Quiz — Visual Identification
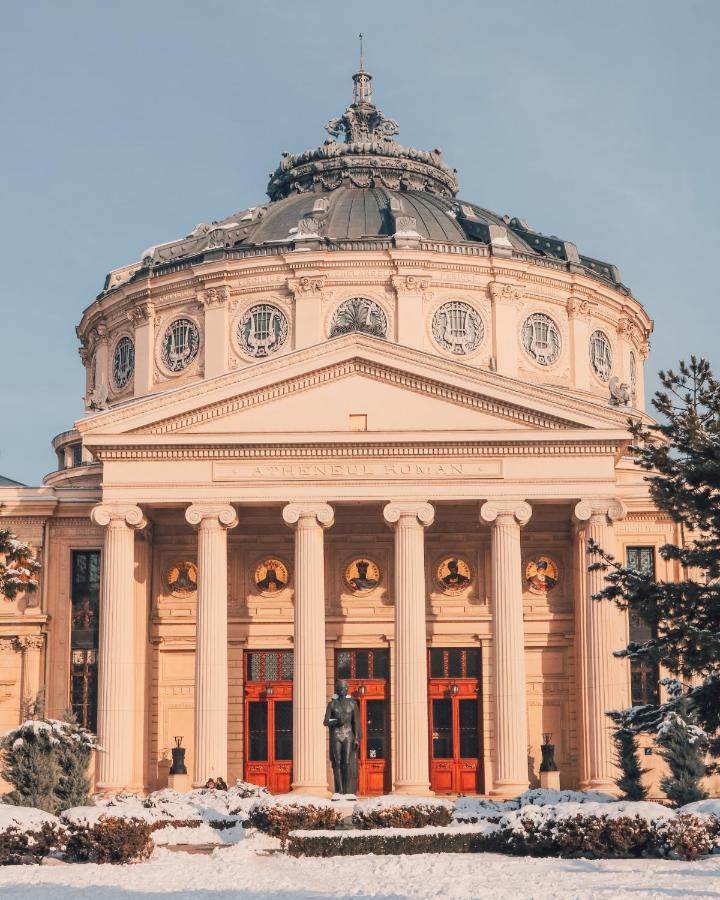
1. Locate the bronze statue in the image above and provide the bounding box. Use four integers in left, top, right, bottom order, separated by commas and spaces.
323, 679, 362, 796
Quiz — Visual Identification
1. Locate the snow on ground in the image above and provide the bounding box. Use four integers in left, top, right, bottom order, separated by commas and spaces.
0, 829, 719, 899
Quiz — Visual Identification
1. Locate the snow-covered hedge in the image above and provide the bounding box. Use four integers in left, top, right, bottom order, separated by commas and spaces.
0, 804, 67, 865
248, 794, 341, 843
64, 816, 153, 864
453, 788, 615, 822
351, 795, 452, 829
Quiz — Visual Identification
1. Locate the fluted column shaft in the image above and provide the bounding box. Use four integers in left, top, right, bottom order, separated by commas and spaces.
91, 504, 147, 791
384, 501, 435, 795
283, 503, 334, 795
186, 504, 238, 786
481, 500, 532, 798
574, 499, 630, 791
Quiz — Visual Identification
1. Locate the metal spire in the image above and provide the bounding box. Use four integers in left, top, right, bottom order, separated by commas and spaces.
359, 32, 364, 72
352, 33, 372, 106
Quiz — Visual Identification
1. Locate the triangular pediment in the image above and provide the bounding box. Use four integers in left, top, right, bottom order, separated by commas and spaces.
77, 335, 634, 443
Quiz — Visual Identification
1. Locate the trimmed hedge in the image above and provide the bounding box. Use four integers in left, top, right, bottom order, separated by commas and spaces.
352, 800, 452, 830
65, 817, 153, 864
249, 801, 341, 845
288, 812, 720, 860
0, 822, 66, 865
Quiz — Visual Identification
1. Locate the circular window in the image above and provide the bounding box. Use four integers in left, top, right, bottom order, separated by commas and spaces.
112, 336, 135, 389
330, 298, 387, 338
237, 304, 288, 358
161, 318, 200, 372
432, 301, 484, 355
590, 330, 613, 381
522, 313, 562, 365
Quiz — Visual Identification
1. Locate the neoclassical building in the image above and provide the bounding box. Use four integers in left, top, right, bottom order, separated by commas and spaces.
1, 64, 681, 799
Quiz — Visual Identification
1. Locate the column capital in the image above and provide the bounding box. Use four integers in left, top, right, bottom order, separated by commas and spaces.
480, 499, 532, 527
185, 504, 238, 530
383, 501, 435, 528
14, 634, 45, 652
573, 498, 626, 527
282, 502, 334, 528
91, 504, 147, 530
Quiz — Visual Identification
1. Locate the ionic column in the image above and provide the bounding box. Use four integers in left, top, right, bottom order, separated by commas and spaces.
90, 504, 147, 790
574, 499, 630, 792
383, 501, 435, 795
283, 502, 334, 795
16, 635, 45, 715
185, 504, 238, 786
480, 499, 532, 798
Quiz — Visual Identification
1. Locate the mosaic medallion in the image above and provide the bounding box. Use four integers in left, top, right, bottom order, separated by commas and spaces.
525, 555, 559, 594
344, 557, 381, 593
254, 558, 289, 594
435, 556, 473, 593
165, 560, 198, 597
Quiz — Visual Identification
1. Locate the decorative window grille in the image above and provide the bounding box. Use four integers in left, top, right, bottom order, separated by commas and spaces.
161, 318, 200, 372
246, 650, 294, 682
330, 298, 387, 338
237, 304, 288, 358
70, 550, 101, 731
590, 330, 613, 381
626, 546, 660, 705
335, 649, 389, 680
431, 301, 484, 354
521, 313, 561, 365
428, 648, 480, 679
112, 336, 135, 389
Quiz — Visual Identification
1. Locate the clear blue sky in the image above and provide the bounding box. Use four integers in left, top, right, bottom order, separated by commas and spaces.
1, 0, 718, 484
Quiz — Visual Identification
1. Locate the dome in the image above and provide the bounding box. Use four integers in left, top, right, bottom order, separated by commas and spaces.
103, 66, 627, 296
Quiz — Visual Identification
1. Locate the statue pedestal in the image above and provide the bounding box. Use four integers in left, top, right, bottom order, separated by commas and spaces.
540, 770, 560, 790
168, 773, 191, 793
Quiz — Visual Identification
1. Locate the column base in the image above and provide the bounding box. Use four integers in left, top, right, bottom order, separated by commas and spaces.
490, 780, 529, 800
578, 778, 620, 796
290, 783, 331, 798
392, 783, 435, 797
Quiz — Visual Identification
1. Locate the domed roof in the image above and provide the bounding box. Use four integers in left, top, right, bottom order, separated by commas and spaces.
103, 62, 627, 295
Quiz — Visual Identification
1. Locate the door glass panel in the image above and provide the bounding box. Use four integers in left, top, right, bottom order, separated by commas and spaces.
432, 699, 453, 758
448, 649, 463, 678
430, 649, 445, 678
366, 699, 386, 759
248, 701, 268, 761
373, 649, 389, 679
274, 700, 293, 760
355, 651, 370, 679
458, 699, 479, 758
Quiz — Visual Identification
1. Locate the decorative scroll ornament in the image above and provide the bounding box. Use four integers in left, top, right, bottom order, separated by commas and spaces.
432, 301, 484, 355
435, 556, 473, 593
525, 555, 560, 594
344, 557, 381, 593
237, 304, 288, 358
330, 297, 387, 338
165, 561, 197, 597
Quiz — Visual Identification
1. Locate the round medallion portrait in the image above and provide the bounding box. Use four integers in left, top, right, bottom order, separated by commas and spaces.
166, 561, 197, 597
344, 558, 381, 593
254, 558, 289, 594
435, 556, 473, 593
525, 556, 560, 594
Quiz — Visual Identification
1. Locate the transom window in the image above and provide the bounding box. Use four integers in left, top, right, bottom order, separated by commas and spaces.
161, 318, 200, 372
70, 550, 101, 731
429, 648, 480, 679
521, 313, 561, 365
330, 297, 387, 338
336, 649, 389, 680
246, 650, 294, 682
112, 336, 135, 389
590, 330, 613, 381
626, 546, 660, 706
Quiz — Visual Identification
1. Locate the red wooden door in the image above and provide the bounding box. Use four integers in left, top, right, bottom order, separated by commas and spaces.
428, 648, 482, 795
336, 649, 391, 796
244, 650, 293, 793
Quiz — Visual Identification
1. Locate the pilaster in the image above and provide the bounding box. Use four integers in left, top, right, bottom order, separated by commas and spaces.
198, 285, 232, 379
128, 300, 155, 397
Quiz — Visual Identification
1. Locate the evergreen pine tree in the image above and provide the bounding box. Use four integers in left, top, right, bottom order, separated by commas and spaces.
608, 710, 648, 800
54, 710, 93, 812
1, 723, 60, 813
656, 698, 709, 807
590, 357, 720, 756
0, 530, 41, 600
